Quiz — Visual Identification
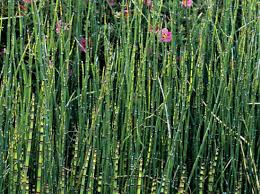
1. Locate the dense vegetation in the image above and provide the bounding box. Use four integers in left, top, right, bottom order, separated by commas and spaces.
0, 0, 259, 193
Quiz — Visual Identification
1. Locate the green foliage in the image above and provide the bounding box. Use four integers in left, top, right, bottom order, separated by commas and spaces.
0, 0, 259, 193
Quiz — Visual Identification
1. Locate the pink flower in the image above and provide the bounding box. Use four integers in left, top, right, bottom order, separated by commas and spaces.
124, 9, 129, 17
56, 20, 70, 34
19, 4, 28, 11
181, 0, 193, 8
56, 20, 62, 34
79, 38, 87, 53
77, 35, 93, 53
159, 28, 172, 43
144, 0, 153, 9
124, 4, 130, 17
23, 0, 32, 3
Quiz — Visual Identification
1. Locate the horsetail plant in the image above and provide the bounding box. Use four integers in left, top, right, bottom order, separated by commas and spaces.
0, 0, 259, 193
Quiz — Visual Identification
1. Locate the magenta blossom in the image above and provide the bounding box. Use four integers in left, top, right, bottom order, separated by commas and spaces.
159, 28, 172, 43
79, 38, 86, 53
181, 0, 193, 8
56, 20, 62, 34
